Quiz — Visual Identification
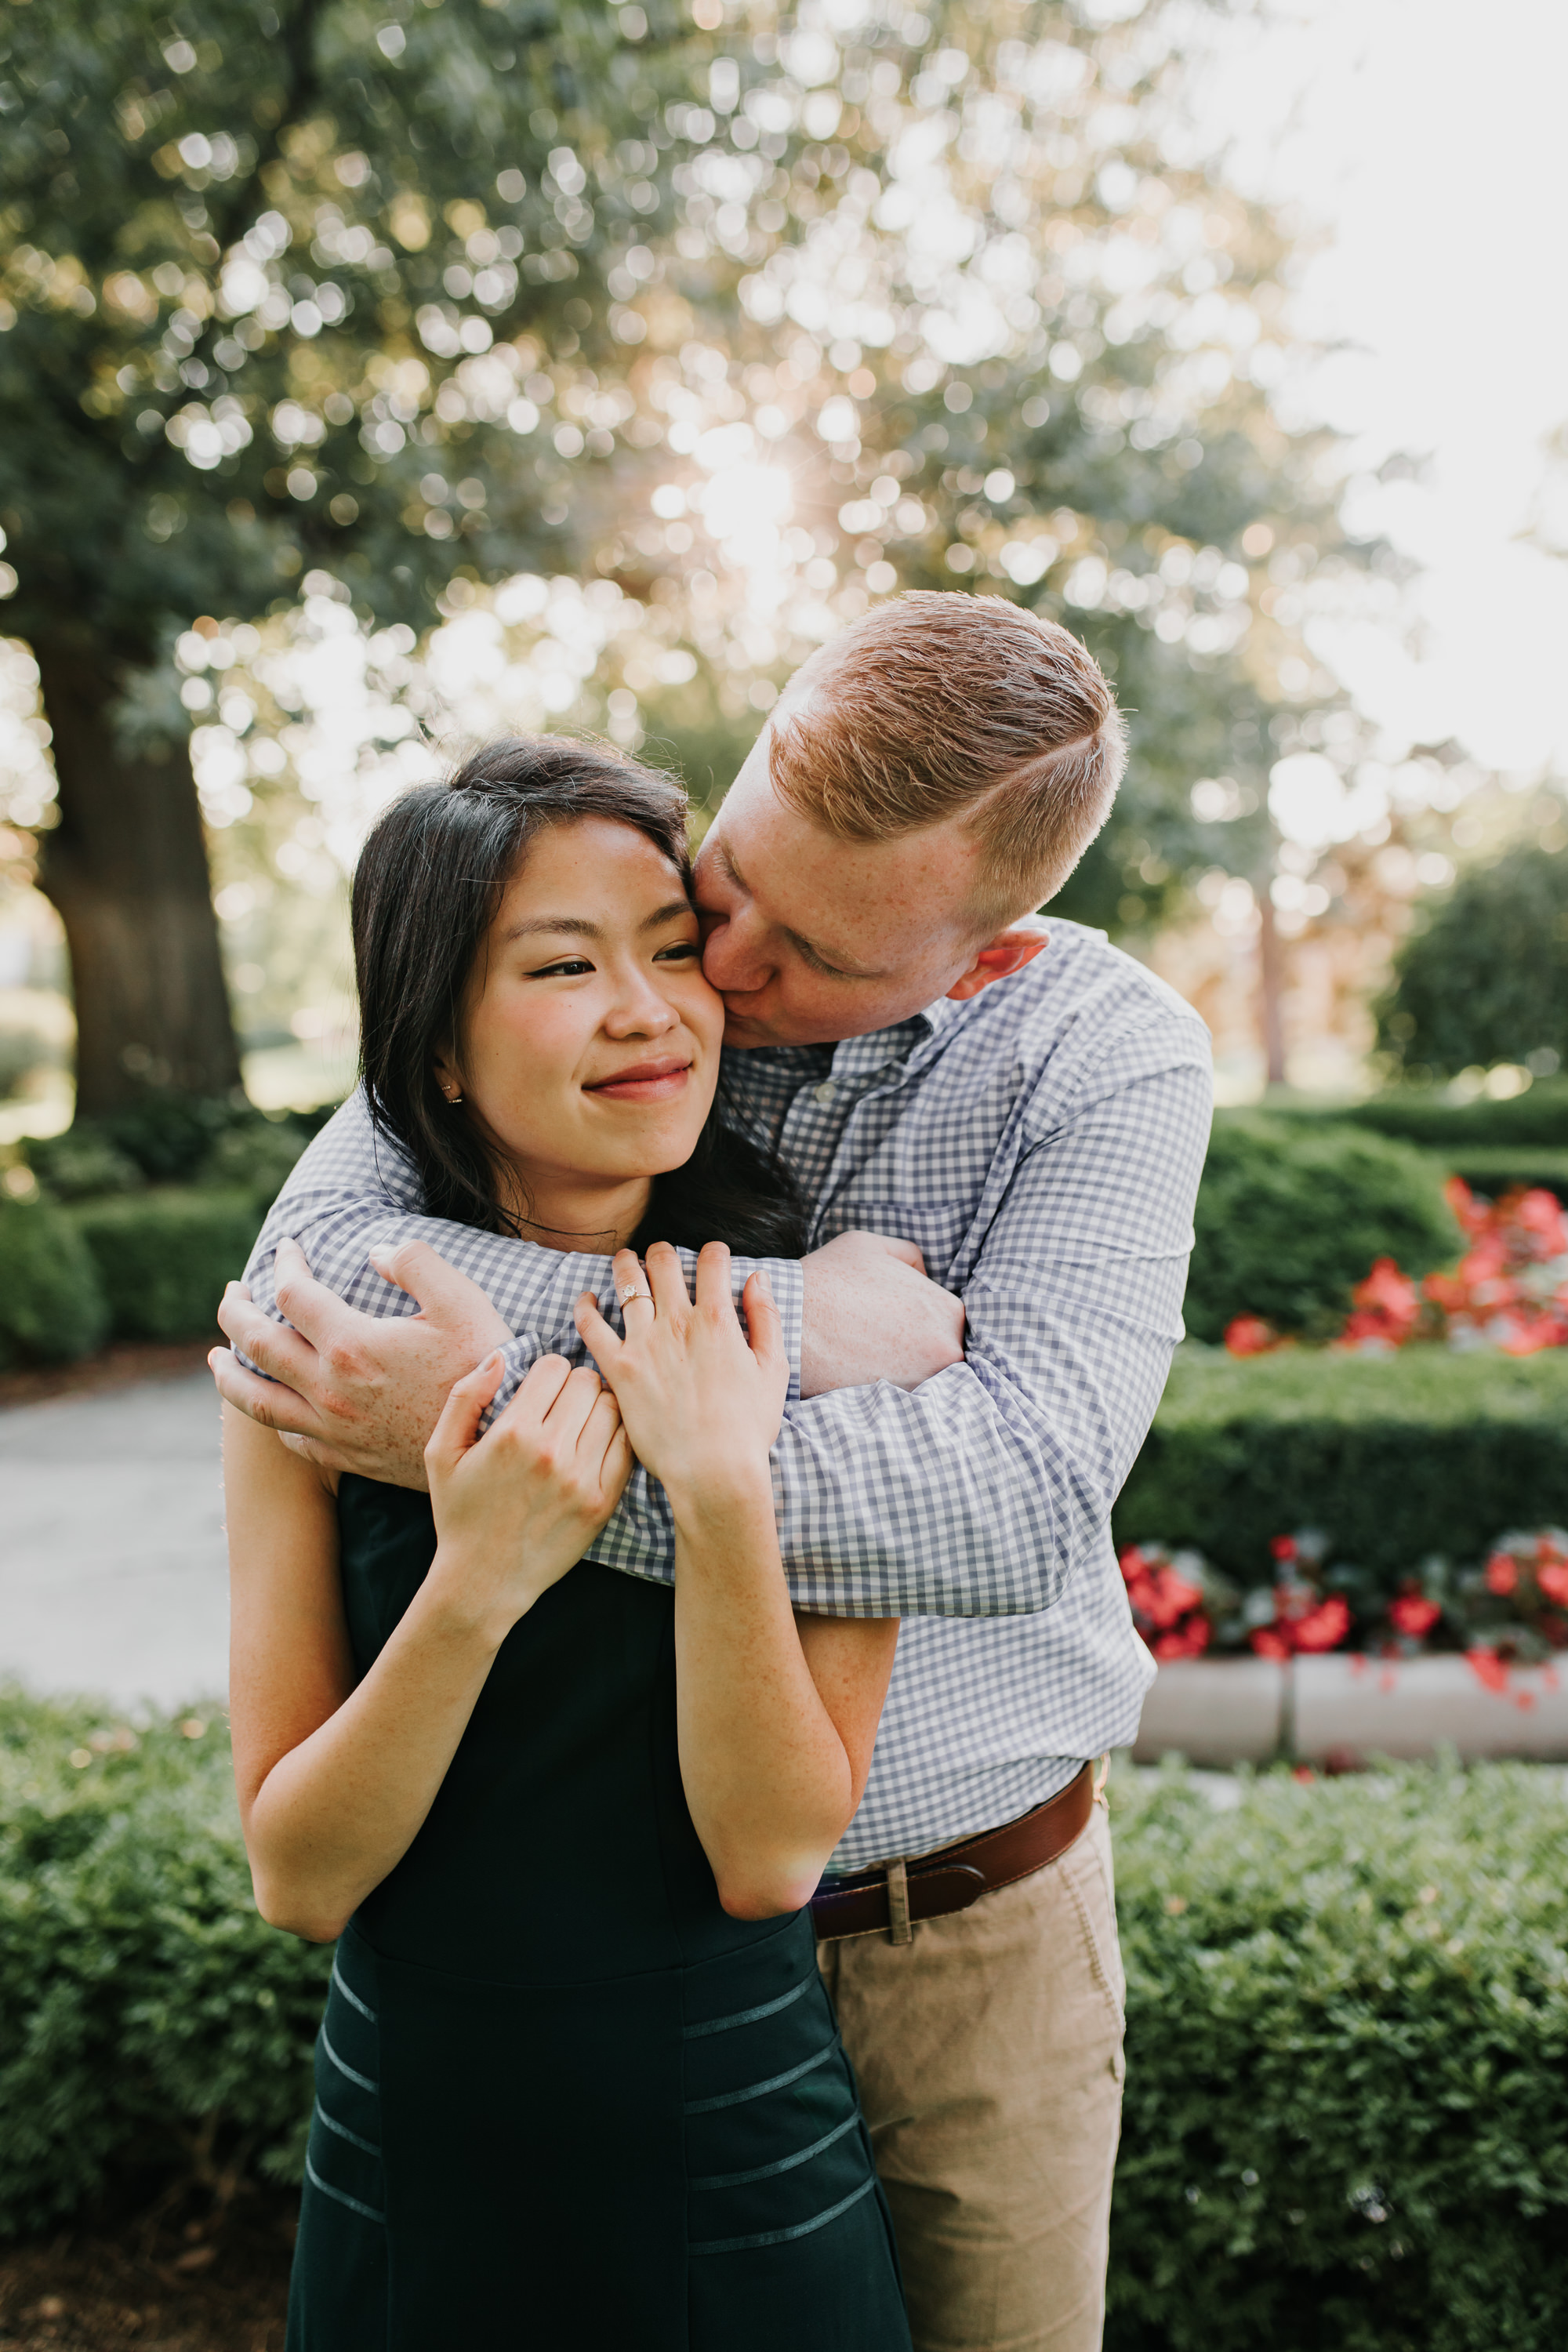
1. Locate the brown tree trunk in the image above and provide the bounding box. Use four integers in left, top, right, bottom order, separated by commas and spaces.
1257, 883, 1287, 1087
31, 637, 241, 1117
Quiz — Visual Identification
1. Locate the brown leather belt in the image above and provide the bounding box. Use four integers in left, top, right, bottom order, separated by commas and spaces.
811, 1762, 1097, 1944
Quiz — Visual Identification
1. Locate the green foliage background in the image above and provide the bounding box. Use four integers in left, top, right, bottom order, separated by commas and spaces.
1108, 1760, 1568, 2352
1184, 1113, 1460, 1344
0, 1689, 330, 2237
5, 1689, 1566, 2352
0, 1195, 108, 1367
1116, 1345, 1568, 1580
0, 0, 1378, 1058
1376, 844, 1568, 1081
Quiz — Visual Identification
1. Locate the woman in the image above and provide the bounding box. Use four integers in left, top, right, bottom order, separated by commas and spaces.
223, 738, 910, 2351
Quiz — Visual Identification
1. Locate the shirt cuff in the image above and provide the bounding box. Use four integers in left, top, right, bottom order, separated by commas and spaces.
481, 1334, 547, 1430
758, 1257, 804, 1406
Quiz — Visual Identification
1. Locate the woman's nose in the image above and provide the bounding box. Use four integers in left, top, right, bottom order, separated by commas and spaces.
603, 969, 681, 1036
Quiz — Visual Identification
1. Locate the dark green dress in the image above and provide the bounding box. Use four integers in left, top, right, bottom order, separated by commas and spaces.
287, 1477, 910, 2351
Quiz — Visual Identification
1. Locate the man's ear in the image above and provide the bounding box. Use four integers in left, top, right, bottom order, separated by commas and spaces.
945, 915, 1051, 1003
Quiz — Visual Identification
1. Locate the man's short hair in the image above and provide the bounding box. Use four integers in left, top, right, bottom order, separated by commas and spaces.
767, 591, 1127, 929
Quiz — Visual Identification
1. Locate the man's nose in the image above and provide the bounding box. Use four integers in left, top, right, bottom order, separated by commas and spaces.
700, 906, 772, 995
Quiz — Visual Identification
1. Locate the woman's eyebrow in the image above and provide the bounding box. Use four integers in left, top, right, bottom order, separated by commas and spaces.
641, 898, 699, 931
503, 916, 604, 942
502, 901, 695, 945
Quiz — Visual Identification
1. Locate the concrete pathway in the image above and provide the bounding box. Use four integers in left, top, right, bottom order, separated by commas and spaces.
0, 1372, 230, 1709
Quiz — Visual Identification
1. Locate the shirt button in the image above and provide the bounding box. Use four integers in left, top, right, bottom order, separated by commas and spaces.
813, 1080, 837, 1104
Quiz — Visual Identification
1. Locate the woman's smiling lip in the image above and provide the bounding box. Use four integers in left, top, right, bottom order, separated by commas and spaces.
583, 1056, 693, 1102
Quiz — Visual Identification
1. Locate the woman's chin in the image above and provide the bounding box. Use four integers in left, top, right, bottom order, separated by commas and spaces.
579, 1103, 710, 1174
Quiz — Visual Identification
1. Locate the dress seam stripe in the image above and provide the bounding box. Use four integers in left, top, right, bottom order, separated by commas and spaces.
690, 2110, 859, 2190
314, 2100, 382, 2158
682, 2038, 838, 2114
690, 2172, 877, 2255
304, 2154, 386, 2224
331, 1957, 377, 2021
321, 2027, 379, 2093
682, 1973, 817, 2038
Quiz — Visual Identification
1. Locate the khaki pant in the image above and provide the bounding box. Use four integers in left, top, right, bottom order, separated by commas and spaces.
816, 1803, 1126, 2352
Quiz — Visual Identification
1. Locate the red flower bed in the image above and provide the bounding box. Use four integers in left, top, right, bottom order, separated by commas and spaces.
1120, 1524, 1568, 1664
1119, 1544, 1213, 1660
1224, 1179, 1568, 1357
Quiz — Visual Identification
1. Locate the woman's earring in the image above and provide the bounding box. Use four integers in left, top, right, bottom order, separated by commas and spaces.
443, 1085, 463, 1105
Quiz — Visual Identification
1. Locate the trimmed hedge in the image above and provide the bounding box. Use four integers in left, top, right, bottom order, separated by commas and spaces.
1185, 1116, 1461, 1344
1117, 1345, 1568, 1579
0, 1689, 329, 2236
0, 1196, 108, 1369
6, 1693, 1566, 2352
1444, 1144, 1568, 1200
1108, 1759, 1568, 2352
71, 1187, 263, 1343
1318, 1080, 1568, 1152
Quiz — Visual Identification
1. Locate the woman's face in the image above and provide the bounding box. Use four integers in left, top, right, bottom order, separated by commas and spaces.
438, 816, 724, 1221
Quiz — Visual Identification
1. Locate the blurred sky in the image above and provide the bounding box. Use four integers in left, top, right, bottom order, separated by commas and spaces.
1209, 0, 1568, 779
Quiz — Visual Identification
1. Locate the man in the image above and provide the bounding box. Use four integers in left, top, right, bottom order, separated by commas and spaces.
215, 590, 1212, 2351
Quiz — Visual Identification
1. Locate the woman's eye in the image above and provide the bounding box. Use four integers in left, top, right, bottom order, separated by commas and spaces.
531, 958, 595, 978
653, 941, 700, 964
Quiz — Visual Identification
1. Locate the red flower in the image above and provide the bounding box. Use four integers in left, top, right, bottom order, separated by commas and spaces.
1517, 1189, 1568, 1256
1444, 1174, 1483, 1230
1485, 1552, 1519, 1595
1388, 1591, 1441, 1639
1270, 1534, 1299, 1565
1537, 1562, 1568, 1607
1154, 1617, 1212, 1662
1292, 1595, 1352, 1653
1466, 1646, 1509, 1695
1224, 1315, 1278, 1357
1250, 1625, 1293, 1661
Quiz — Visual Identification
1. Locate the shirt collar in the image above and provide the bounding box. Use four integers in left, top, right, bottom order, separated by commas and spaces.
828, 992, 964, 1081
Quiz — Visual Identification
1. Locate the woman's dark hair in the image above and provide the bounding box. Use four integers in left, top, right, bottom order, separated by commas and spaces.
351, 735, 806, 1258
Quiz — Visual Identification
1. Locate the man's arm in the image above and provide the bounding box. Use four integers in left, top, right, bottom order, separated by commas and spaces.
767, 1013, 1213, 1619
219, 1023, 1207, 1622
215, 1091, 962, 1483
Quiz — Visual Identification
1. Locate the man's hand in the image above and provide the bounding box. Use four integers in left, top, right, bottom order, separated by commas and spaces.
799, 1230, 966, 1398
210, 1236, 512, 1489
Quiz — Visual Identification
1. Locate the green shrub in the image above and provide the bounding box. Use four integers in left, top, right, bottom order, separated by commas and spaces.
1186, 1116, 1461, 1343
24, 1128, 145, 1202
71, 1187, 263, 1342
199, 1117, 309, 1207
0, 1688, 330, 2236
6, 1690, 1566, 2352
81, 1094, 238, 1185
1319, 1079, 1568, 1152
1117, 1345, 1568, 1579
1374, 843, 1568, 1080
1107, 1760, 1568, 2352
0, 1194, 108, 1368
28, 1097, 335, 1200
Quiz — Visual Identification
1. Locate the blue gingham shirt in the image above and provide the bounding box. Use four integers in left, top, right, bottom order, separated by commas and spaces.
245, 920, 1211, 1868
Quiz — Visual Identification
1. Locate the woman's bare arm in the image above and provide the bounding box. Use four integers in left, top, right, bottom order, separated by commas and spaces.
577, 1242, 898, 1919
673, 1472, 898, 1916
225, 1353, 630, 1941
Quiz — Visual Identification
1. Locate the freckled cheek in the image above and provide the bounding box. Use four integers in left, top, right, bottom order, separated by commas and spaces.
466, 998, 588, 1131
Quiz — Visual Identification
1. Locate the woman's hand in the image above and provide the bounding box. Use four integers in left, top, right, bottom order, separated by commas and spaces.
575, 1242, 787, 1511
423, 1351, 633, 1642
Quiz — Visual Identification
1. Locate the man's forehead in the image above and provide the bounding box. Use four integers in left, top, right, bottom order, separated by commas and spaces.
707, 768, 977, 955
